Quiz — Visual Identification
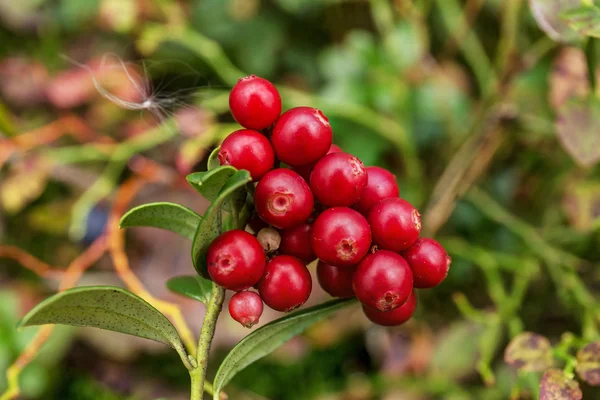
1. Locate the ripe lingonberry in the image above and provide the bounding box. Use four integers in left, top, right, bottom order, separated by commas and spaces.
229, 75, 281, 130
362, 291, 417, 326
311, 207, 371, 267
271, 107, 332, 167
317, 260, 356, 298
258, 255, 312, 312
254, 169, 314, 229
218, 129, 275, 181
229, 291, 264, 328
402, 238, 451, 288
368, 198, 421, 252
279, 223, 316, 263
310, 152, 367, 207
206, 230, 266, 291
354, 166, 399, 214
353, 250, 413, 312
293, 143, 343, 181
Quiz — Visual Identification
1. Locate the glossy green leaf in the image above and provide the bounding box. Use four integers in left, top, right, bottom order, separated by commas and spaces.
561, 6, 600, 38
119, 202, 201, 240
18, 286, 187, 355
213, 298, 356, 398
166, 275, 213, 304
191, 169, 252, 276
207, 146, 221, 170
186, 165, 236, 202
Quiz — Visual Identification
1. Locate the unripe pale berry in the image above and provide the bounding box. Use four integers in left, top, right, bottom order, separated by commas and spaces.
206, 230, 266, 291
271, 107, 332, 167
257, 227, 281, 253
229, 291, 264, 328
258, 255, 312, 312
353, 250, 413, 312
368, 198, 421, 252
229, 75, 281, 130
254, 169, 314, 229
362, 291, 417, 326
218, 129, 275, 181
279, 223, 316, 263
354, 166, 399, 214
311, 207, 371, 267
402, 238, 451, 288
310, 152, 367, 207
317, 261, 356, 298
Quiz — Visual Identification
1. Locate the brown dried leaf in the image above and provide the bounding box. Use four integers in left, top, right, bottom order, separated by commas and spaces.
556, 97, 600, 167
504, 332, 553, 372
576, 341, 600, 386
529, 0, 582, 43
540, 369, 582, 400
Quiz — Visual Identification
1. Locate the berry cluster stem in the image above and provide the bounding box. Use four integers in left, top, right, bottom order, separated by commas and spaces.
190, 283, 226, 400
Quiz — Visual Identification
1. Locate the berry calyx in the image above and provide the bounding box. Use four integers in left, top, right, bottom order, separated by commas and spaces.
228, 291, 264, 328
258, 255, 312, 312
354, 166, 400, 214
402, 238, 451, 288
316, 261, 356, 298
311, 207, 371, 267
218, 129, 275, 181
279, 223, 316, 263
254, 169, 314, 229
206, 229, 266, 291
271, 107, 332, 167
368, 198, 421, 252
229, 75, 281, 130
362, 291, 417, 326
310, 152, 367, 207
353, 250, 413, 312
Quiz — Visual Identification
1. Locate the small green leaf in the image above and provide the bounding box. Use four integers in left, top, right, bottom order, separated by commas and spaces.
213, 298, 356, 398
166, 276, 213, 304
575, 341, 600, 386
119, 202, 201, 240
561, 6, 600, 38
540, 368, 582, 400
186, 165, 236, 202
18, 286, 187, 354
207, 146, 221, 170
504, 332, 553, 372
191, 170, 252, 277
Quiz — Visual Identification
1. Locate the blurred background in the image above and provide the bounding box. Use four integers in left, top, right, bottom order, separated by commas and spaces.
2, 0, 600, 399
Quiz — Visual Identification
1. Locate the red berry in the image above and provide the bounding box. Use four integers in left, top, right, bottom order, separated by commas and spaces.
229, 75, 281, 130
254, 169, 314, 229
354, 166, 399, 214
402, 238, 451, 288
207, 230, 266, 291
279, 223, 316, 263
218, 129, 275, 181
258, 255, 312, 312
229, 291, 264, 328
271, 107, 332, 167
362, 291, 417, 326
353, 250, 413, 311
368, 198, 421, 252
310, 152, 367, 207
328, 144, 343, 154
317, 261, 356, 298
311, 207, 371, 267
293, 143, 343, 181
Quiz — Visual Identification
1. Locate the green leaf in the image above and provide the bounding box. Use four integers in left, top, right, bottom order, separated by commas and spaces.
186, 165, 236, 202
207, 146, 221, 170
529, 0, 582, 43
213, 298, 356, 398
119, 202, 201, 241
166, 276, 213, 305
504, 332, 553, 372
18, 286, 187, 355
191, 170, 252, 277
561, 6, 600, 38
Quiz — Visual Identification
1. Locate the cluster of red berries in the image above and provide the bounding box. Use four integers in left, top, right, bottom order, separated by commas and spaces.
206, 75, 451, 328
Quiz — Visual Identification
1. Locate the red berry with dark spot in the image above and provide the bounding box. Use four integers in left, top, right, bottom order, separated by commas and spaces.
229, 291, 264, 328
311, 207, 371, 267
279, 223, 316, 263
362, 291, 417, 326
254, 169, 314, 229
271, 107, 332, 167
258, 255, 312, 312
368, 198, 421, 252
229, 75, 281, 130
310, 152, 367, 207
402, 238, 451, 288
218, 129, 275, 181
354, 166, 399, 214
353, 250, 413, 312
293, 143, 343, 181
206, 230, 266, 291
317, 260, 356, 298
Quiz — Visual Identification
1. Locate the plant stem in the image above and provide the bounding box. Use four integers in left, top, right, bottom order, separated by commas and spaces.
585, 38, 597, 94
190, 283, 226, 400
